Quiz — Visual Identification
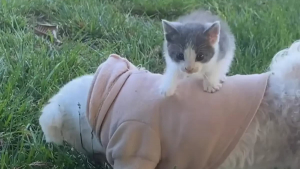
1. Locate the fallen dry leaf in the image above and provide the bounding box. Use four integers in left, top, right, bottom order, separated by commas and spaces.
34, 23, 62, 44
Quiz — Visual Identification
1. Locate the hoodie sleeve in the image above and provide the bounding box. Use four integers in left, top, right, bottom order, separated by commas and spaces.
106, 121, 161, 169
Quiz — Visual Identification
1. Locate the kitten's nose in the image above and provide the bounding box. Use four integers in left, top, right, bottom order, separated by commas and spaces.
185, 67, 194, 74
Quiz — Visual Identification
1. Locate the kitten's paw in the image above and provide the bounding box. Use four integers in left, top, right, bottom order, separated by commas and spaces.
220, 75, 227, 83
159, 85, 176, 97
203, 80, 222, 93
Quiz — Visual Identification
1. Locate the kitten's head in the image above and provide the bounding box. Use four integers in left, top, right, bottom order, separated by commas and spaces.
162, 19, 220, 74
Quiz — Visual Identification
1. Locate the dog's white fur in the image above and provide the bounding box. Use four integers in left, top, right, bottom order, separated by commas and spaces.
39, 75, 104, 155
39, 40, 300, 169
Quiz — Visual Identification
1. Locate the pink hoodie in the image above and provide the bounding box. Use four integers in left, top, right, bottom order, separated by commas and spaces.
86, 54, 269, 169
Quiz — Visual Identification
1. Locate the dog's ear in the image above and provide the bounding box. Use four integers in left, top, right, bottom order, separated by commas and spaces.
39, 102, 64, 145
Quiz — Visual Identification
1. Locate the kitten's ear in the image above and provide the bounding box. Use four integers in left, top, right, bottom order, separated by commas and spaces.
162, 20, 179, 35
204, 21, 221, 45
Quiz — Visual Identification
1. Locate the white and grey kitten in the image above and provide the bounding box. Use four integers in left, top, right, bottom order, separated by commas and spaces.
160, 9, 236, 96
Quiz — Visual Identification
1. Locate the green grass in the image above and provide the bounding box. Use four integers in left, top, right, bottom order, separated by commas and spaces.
0, 0, 299, 168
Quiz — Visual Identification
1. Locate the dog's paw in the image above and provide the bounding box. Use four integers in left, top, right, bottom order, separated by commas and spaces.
203, 80, 222, 93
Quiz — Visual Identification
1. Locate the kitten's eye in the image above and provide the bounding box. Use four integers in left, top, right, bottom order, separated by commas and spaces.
196, 54, 204, 60
176, 53, 184, 60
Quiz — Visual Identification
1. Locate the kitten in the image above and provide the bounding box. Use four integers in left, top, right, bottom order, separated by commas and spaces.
160, 9, 236, 96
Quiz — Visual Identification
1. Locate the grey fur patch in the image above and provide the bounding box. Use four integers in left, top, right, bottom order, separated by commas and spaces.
162, 9, 235, 63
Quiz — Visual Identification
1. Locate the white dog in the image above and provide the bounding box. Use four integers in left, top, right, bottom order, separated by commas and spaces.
39, 40, 300, 169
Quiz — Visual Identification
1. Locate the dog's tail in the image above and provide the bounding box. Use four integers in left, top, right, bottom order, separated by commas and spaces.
269, 40, 300, 79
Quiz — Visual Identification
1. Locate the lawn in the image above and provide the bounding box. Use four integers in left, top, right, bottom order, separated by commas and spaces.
0, 0, 300, 168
